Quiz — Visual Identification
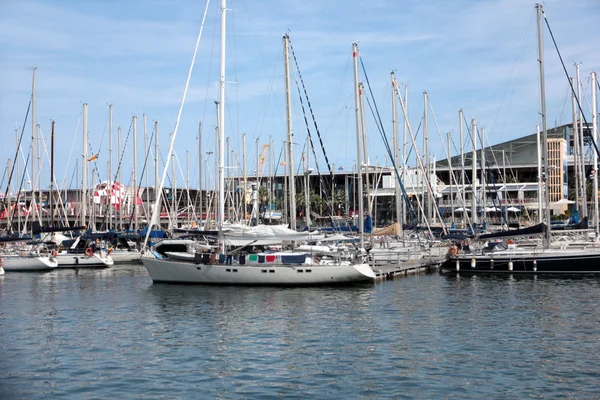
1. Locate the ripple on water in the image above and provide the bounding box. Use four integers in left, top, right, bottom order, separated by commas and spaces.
2, 269, 600, 398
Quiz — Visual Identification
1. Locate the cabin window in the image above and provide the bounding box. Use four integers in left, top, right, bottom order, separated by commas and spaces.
196, 267, 201, 270
297, 270, 304, 273
306, 269, 312, 273
261, 270, 267, 273
233, 269, 238, 272
226, 269, 231, 272
269, 270, 275, 273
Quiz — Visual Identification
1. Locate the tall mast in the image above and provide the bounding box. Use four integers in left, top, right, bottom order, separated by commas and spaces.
144, 114, 149, 223
481, 127, 486, 223
50, 121, 55, 226
6, 158, 11, 230
359, 82, 371, 218
459, 109, 466, 227
536, 3, 551, 248
391, 74, 401, 232
572, 77, 580, 212
592, 71, 598, 235
269, 136, 273, 224
448, 132, 454, 225
31, 68, 37, 224
402, 85, 408, 226
352, 42, 364, 248
154, 120, 159, 223
218, 0, 226, 231
132, 115, 138, 231
283, 34, 296, 230
423, 91, 430, 223
242, 133, 247, 224
471, 118, 477, 225
576, 64, 587, 218
198, 122, 203, 227
82, 103, 88, 228
109, 104, 113, 230
536, 123, 543, 223
118, 127, 122, 231
36, 123, 42, 224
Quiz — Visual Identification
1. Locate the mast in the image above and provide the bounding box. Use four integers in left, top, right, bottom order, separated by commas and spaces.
144, 114, 149, 223
132, 116, 138, 231
391, 73, 401, 231
50, 121, 55, 226
448, 132, 454, 224
242, 133, 247, 224
171, 133, 176, 229
592, 71, 598, 235
198, 122, 203, 227
117, 127, 123, 231
536, 124, 543, 223
154, 120, 159, 225
536, 3, 551, 248
352, 42, 364, 248
402, 85, 408, 226
82, 103, 88, 228
36, 123, 42, 225
283, 34, 296, 230
423, 91, 430, 223
269, 135, 273, 224
481, 127, 486, 223
459, 109, 466, 227
572, 77, 580, 212
218, 0, 226, 234
109, 104, 113, 230
471, 118, 478, 225
359, 82, 372, 220
31, 68, 37, 225
6, 158, 11, 230
576, 64, 587, 218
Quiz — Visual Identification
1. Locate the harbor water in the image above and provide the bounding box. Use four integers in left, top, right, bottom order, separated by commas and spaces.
1, 265, 600, 399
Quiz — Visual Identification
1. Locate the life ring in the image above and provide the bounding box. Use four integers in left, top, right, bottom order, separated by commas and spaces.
51, 250, 58, 257
85, 247, 94, 257
448, 246, 459, 257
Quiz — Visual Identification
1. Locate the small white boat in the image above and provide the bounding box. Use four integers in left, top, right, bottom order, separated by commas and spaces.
1, 253, 58, 271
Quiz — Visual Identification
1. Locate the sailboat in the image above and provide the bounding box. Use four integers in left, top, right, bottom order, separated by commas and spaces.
141, 0, 374, 285
440, 3, 600, 274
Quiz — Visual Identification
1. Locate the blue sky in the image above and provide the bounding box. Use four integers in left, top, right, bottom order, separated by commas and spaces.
1, 0, 599, 191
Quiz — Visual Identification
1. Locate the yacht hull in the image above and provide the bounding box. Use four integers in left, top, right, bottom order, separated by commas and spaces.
142, 257, 375, 285
1, 255, 58, 271
441, 249, 600, 274
56, 252, 114, 268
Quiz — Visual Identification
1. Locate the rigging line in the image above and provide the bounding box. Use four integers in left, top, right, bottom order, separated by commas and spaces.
125, 124, 156, 231
543, 14, 600, 159
61, 111, 82, 193
3, 99, 31, 206
112, 119, 134, 184
288, 38, 334, 179
491, 9, 535, 135
292, 77, 338, 227
471, 121, 510, 228
142, 0, 210, 248
9, 150, 31, 230
360, 60, 423, 227
366, 91, 432, 231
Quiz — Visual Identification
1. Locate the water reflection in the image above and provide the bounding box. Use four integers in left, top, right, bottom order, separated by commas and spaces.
2, 268, 600, 398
